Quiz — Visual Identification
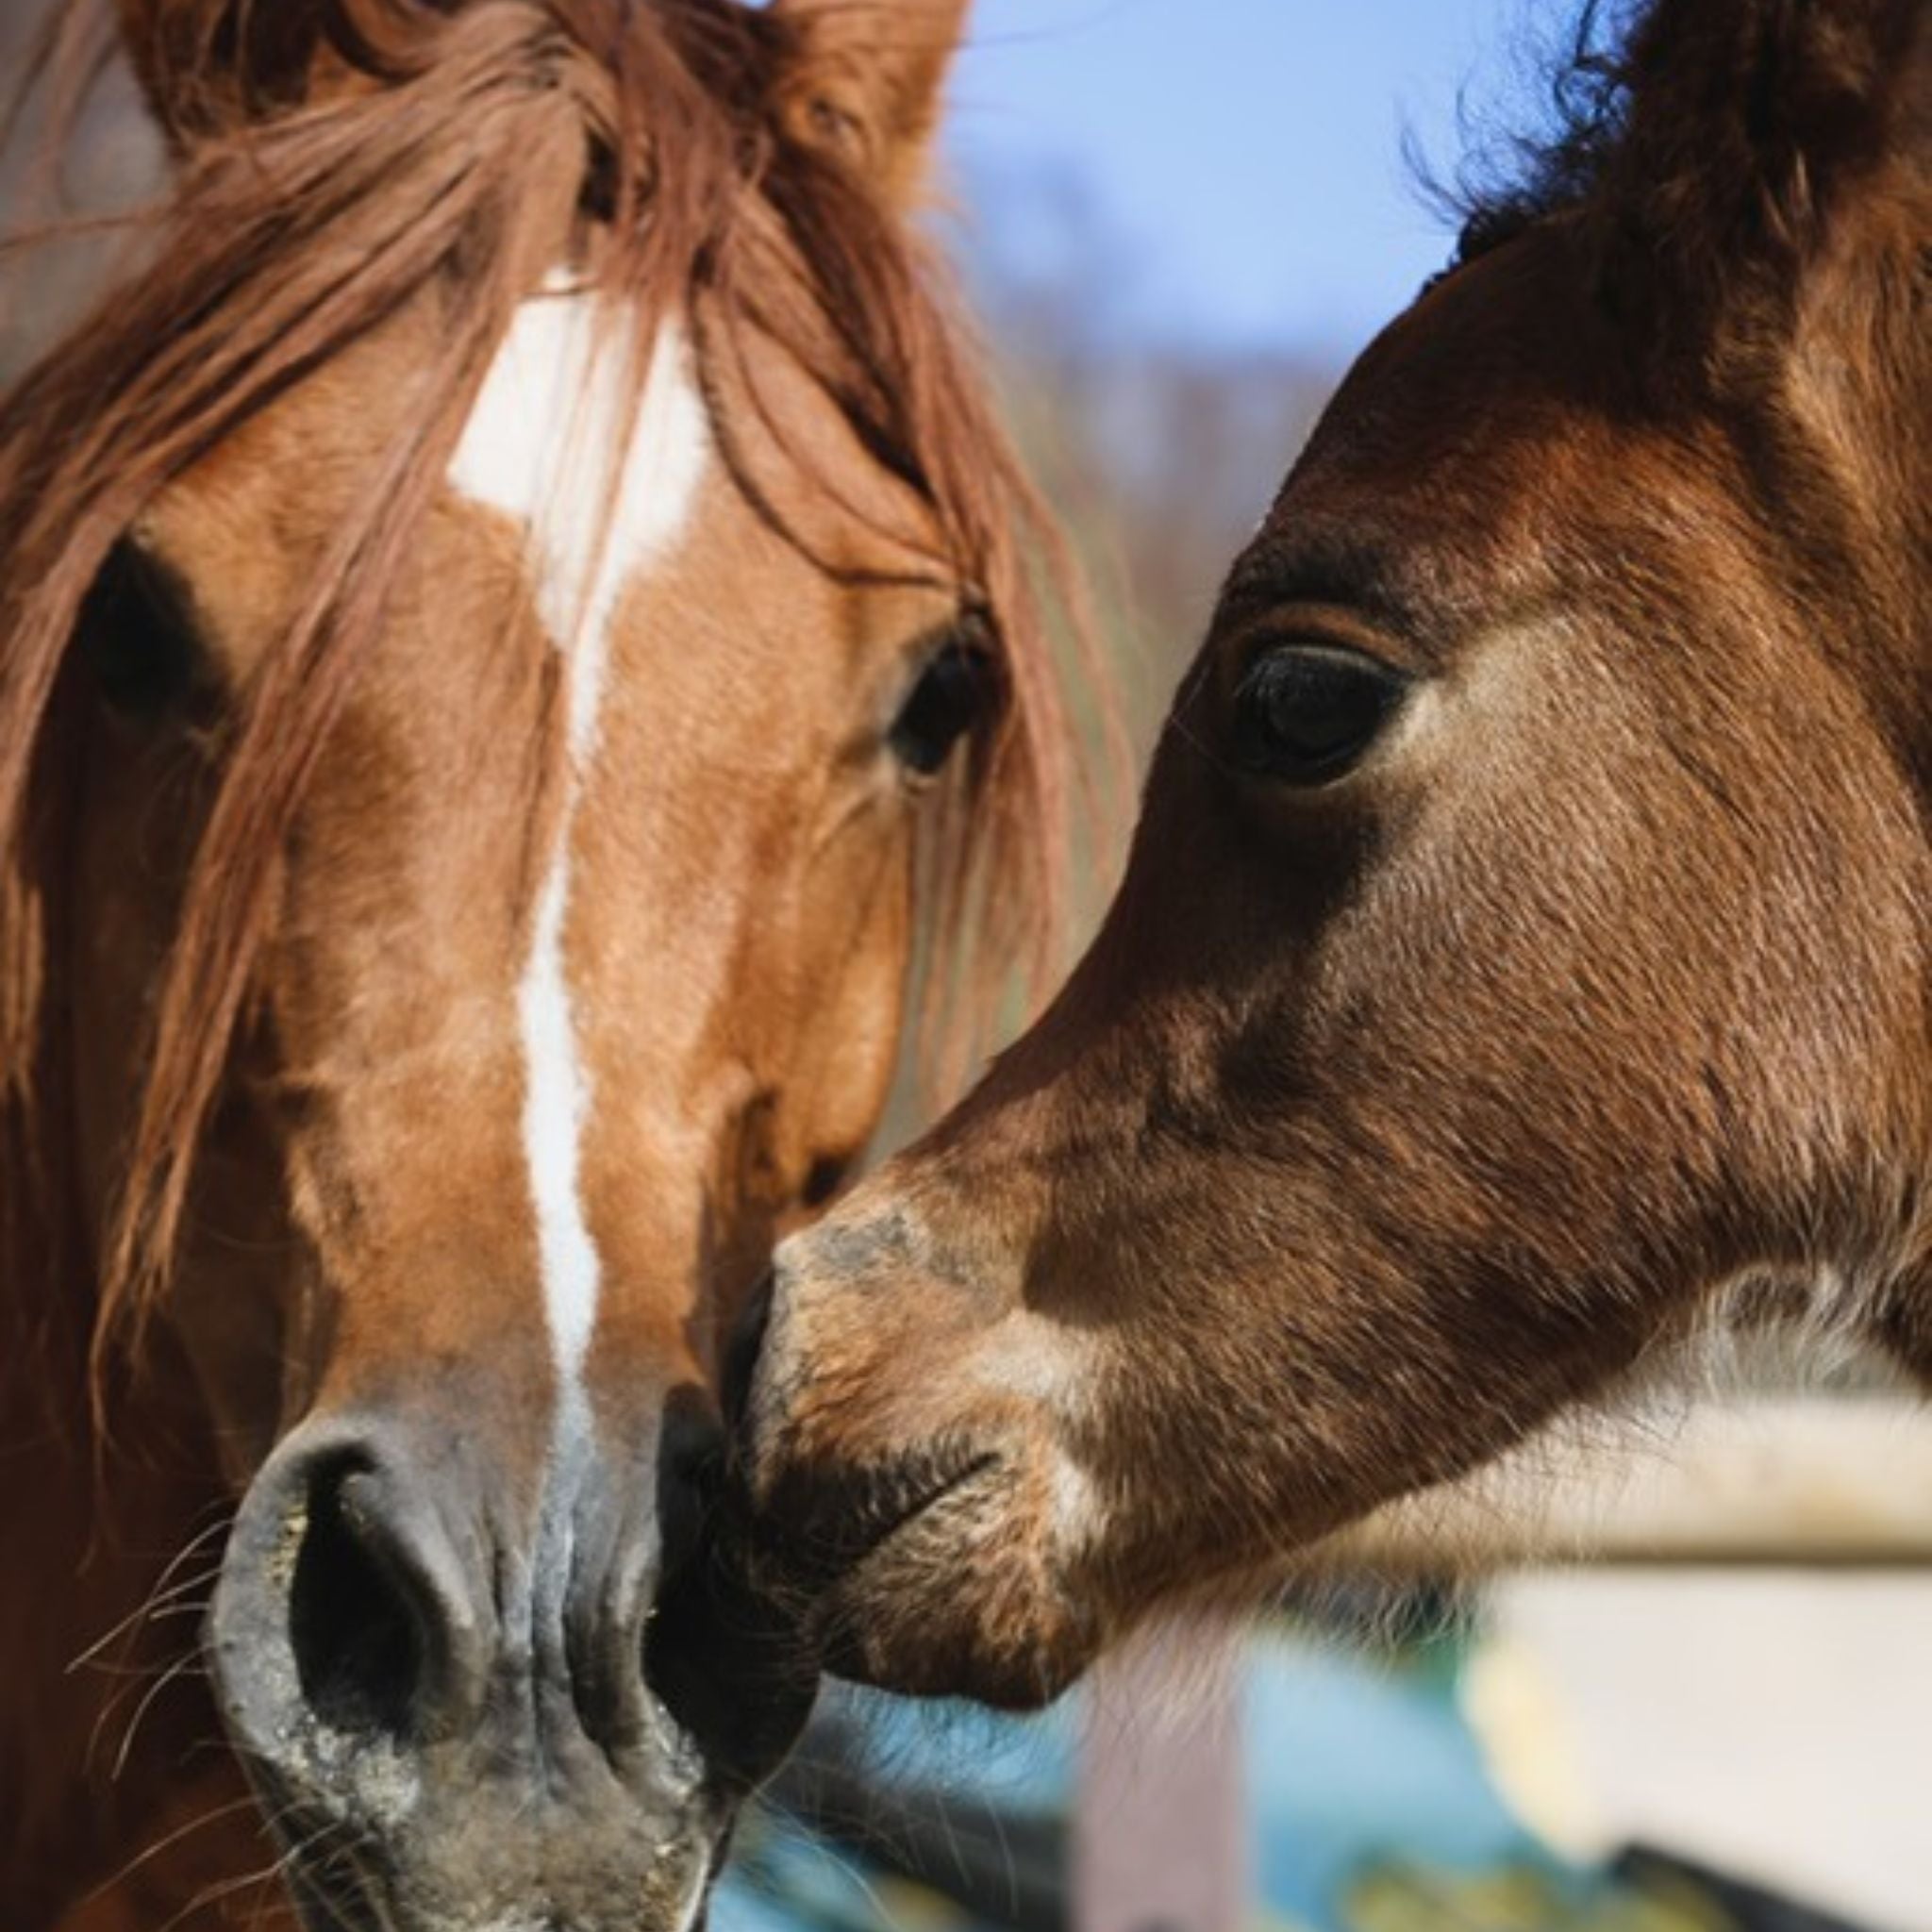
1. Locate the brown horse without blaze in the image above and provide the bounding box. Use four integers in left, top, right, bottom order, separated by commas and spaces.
740, 0, 1932, 1708
0, 2, 1083, 1926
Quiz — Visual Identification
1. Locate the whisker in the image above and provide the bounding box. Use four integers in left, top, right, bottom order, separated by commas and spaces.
160, 1803, 345, 1932
83, 1637, 197, 1773
109, 1645, 207, 1780
160, 1860, 292, 1932
79, 1791, 264, 1913
69, 1566, 224, 1674
69, 1510, 233, 1671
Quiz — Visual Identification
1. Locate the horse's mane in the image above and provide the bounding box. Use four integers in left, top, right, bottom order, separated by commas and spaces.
1432, 0, 1923, 359
1430, 0, 1633, 269
0, 0, 1090, 1376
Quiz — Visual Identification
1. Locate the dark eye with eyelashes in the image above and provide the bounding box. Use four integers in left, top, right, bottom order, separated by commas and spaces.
889, 621, 1003, 779
1230, 643, 1409, 786
76, 539, 203, 724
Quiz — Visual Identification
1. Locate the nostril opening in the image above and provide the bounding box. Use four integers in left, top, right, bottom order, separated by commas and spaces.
289, 1459, 424, 1741
800, 1155, 848, 1208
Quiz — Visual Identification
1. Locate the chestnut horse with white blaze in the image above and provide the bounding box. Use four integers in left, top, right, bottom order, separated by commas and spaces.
740, 0, 1931, 1707
0, 1, 1082, 1925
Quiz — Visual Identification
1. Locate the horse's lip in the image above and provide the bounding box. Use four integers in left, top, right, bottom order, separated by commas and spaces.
765, 1445, 1002, 1589
284, 1845, 384, 1932
277, 1835, 732, 1932
233, 1732, 741, 1932
862, 1449, 1002, 1557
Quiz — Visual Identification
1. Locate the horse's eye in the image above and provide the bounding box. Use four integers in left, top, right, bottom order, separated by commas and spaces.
1230, 644, 1408, 785
889, 627, 1001, 778
77, 539, 202, 724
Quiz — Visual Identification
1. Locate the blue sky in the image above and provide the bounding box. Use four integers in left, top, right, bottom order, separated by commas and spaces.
949, 0, 1548, 359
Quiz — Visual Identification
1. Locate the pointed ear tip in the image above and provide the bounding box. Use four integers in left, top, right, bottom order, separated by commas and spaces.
773, 0, 972, 17
773, 0, 972, 197
772, 0, 974, 48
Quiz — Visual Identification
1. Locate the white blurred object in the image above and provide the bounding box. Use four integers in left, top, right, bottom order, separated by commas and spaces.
1347, 1398, 1932, 1570
1474, 1571, 1932, 1932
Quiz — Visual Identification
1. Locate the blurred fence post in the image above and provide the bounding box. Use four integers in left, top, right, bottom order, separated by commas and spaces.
1074, 1622, 1246, 1932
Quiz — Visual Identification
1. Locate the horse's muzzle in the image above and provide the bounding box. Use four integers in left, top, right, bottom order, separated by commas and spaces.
208, 1404, 815, 1931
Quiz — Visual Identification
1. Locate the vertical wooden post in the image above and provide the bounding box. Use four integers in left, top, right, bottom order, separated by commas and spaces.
1073, 1623, 1247, 1932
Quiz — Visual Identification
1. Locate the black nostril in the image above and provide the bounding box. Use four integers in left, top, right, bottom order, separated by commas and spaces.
801, 1154, 849, 1208
650, 1364, 817, 1790
655, 1394, 726, 1587
722, 1267, 776, 1445
289, 1457, 428, 1740
645, 1490, 818, 1794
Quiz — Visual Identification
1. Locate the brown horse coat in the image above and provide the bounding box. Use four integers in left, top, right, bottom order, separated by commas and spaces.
741, 0, 1931, 1708
0, 2, 1088, 1924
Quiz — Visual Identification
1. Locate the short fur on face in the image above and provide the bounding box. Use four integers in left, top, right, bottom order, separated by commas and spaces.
743, 0, 1932, 1709
0, 1, 1092, 1924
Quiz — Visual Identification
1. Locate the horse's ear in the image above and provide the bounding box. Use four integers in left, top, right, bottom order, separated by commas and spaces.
112, 0, 324, 146
770, 0, 972, 203
1604, 0, 1926, 358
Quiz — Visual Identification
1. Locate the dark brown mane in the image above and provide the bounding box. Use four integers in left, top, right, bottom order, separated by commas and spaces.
0, 0, 1088, 1374
1430, 0, 1632, 269
1433, 0, 1924, 371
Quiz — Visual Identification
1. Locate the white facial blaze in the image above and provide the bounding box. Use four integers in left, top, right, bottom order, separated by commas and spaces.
451, 284, 709, 1410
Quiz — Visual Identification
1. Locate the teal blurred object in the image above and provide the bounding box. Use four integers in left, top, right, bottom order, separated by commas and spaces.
1242, 1628, 1536, 1923
715, 1690, 1070, 1932
710, 1624, 1588, 1932
710, 1624, 1855, 1932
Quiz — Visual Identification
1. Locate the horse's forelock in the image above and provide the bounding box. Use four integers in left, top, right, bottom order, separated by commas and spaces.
1432, 0, 1925, 390
0, 0, 1092, 1386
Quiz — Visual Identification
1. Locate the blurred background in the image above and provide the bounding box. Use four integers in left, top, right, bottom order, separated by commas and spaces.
942, 0, 1534, 748
7, 5, 1932, 1931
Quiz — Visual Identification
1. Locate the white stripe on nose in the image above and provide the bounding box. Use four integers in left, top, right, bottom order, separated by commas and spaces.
451, 283, 710, 1409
